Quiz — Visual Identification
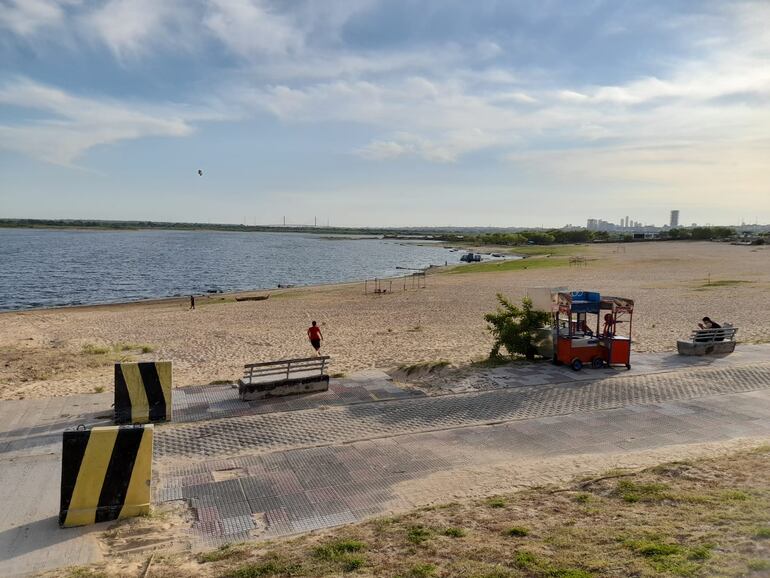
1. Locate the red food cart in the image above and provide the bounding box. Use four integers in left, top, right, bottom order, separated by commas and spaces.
554, 291, 634, 371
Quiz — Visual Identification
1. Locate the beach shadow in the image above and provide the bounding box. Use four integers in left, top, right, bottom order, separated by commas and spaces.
0, 516, 92, 559
0, 410, 113, 456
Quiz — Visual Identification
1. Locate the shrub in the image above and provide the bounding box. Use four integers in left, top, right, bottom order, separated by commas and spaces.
485, 296, 550, 360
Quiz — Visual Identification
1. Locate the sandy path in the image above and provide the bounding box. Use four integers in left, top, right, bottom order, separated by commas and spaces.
1, 241, 768, 399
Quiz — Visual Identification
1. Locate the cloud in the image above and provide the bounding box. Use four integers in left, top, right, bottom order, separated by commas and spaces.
0, 0, 78, 37
0, 79, 196, 165
204, 0, 302, 57
83, 0, 194, 59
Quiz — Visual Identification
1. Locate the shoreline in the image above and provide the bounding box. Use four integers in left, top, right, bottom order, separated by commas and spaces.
0, 256, 523, 316
0, 268, 453, 316
2, 241, 768, 400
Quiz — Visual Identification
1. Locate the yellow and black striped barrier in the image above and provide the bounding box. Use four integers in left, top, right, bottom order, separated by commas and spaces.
114, 361, 172, 424
59, 424, 153, 527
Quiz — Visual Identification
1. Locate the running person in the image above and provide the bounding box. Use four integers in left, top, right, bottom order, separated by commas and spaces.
307, 321, 323, 355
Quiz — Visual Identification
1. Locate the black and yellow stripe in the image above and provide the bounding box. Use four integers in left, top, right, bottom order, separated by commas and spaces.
59, 425, 153, 527
114, 361, 172, 424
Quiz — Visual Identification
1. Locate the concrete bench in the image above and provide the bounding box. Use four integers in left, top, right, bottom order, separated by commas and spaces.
238, 356, 330, 401
677, 326, 738, 356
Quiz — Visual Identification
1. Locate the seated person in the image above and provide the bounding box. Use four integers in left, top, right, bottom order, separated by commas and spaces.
579, 320, 593, 337
697, 316, 724, 341
602, 313, 615, 337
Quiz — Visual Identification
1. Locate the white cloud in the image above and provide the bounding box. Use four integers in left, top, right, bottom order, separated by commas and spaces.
0, 79, 196, 165
84, 0, 193, 59
204, 0, 302, 57
0, 0, 78, 37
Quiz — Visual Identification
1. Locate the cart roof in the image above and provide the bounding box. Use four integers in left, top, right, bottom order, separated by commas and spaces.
556, 291, 633, 313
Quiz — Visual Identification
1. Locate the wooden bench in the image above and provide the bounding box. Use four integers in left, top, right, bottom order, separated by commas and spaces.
677, 326, 738, 356
238, 356, 330, 401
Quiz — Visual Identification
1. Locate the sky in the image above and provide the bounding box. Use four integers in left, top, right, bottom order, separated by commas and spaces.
1, 0, 769, 228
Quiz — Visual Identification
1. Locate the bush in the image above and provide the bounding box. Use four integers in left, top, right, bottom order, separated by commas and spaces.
485, 295, 550, 360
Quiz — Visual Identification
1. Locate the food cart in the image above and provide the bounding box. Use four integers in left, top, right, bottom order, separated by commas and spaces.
554, 291, 634, 371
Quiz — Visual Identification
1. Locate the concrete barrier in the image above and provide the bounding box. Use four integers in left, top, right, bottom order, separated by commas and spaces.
114, 361, 172, 424
59, 424, 153, 527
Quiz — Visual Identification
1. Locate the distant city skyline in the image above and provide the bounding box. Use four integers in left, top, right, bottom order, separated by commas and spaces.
1, 1, 769, 227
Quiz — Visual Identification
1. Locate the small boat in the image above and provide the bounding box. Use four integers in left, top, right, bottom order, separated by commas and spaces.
235, 294, 270, 302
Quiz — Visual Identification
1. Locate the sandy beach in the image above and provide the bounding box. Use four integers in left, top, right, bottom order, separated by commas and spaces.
1, 241, 768, 400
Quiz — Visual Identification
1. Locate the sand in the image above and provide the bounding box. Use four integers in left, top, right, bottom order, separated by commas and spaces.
1, 241, 769, 400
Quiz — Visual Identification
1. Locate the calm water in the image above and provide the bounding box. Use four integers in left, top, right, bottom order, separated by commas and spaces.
0, 228, 464, 311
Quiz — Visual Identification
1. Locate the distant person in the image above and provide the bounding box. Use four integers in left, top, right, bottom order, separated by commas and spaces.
698, 316, 721, 330
697, 316, 723, 341
190, 295, 195, 310
307, 321, 323, 355
602, 313, 617, 337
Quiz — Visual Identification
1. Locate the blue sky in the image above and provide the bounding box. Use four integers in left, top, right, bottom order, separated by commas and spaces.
1, 0, 768, 227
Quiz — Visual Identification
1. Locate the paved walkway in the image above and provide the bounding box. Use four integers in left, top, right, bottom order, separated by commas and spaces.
2, 347, 770, 575
162, 389, 770, 544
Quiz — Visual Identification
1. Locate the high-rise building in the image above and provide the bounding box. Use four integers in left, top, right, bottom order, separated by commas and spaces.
670, 210, 680, 228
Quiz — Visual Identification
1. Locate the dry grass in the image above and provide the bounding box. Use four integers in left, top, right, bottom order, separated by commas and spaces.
45, 446, 770, 578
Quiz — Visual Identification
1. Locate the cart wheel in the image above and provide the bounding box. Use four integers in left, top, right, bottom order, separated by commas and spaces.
591, 357, 604, 369
570, 358, 583, 371
626, 363, 631, 370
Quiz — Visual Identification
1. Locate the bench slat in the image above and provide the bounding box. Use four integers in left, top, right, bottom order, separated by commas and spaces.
244, 356, 330, 369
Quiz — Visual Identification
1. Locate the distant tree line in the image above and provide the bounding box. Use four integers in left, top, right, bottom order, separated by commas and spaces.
438, 226, 743, 246
666, 227, 735, 240
1, 219, 755, 245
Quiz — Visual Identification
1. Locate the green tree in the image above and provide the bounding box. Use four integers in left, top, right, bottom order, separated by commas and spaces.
485, 295, 551, 360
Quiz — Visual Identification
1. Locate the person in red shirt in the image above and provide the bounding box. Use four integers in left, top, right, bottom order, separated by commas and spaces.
307, 321, 323, 355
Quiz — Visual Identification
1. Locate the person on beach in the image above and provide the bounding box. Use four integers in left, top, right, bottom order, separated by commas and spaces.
697, 316, 723, 341
602, 313, 616, 337
189, 295, 195, 310
307, 321, 323, 355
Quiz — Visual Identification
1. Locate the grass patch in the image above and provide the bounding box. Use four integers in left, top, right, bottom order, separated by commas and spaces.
51, 448, 770, 578
209, 379, 234, 385
615, 480, 671, 503
64, 568, 108, 578
748, 559, 770, 572
225, 559, 302, 577
546, 569, 594, 578
513, 550, 539, 569
82, 343, 109, 355
407, 525, 433, 544
331, 372, 347, 378
399, 360, 450, 376
198, 544, 248, 563
93, 385, 105, 393
403, 563, 436, 577
624, 537, 713, 576
312, 539, 366, 561
699, 279, 754, 288
721, 489, 750, 501
448, 257, 567, 274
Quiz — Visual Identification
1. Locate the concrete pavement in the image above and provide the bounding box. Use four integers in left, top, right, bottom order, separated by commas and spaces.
2, 348, 770, 575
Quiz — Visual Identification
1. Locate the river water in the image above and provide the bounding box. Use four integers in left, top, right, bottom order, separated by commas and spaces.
0, 228, 465, 311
